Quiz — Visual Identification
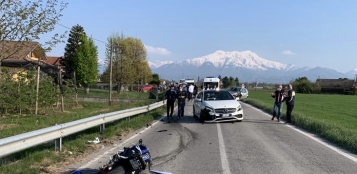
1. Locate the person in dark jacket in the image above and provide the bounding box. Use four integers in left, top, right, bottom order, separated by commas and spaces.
271, 85, 285, 122
176, 85, 187, 120
164, 85, 177, 123
285, 84, 295, 124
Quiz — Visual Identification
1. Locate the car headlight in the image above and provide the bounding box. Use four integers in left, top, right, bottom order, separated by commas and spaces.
205, 106, 214, 112
237, 105, 242, 111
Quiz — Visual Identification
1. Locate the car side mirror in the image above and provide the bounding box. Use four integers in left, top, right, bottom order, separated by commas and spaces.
195, 98, 202, 102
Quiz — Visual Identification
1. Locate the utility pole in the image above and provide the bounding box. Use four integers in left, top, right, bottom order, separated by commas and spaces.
109, 38, 113, 106
35, 58, 40, 115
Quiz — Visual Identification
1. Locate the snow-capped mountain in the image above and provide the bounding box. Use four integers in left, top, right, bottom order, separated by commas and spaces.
149, 50, 352, 83
150, 50, 296, 71
148, 60, 173, 69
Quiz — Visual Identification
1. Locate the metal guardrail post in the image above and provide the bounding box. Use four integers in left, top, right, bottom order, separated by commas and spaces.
55, 138, 62, 151
100, 124, 105, 134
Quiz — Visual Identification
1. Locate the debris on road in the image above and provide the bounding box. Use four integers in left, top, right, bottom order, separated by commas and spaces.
88, 137, 100, 144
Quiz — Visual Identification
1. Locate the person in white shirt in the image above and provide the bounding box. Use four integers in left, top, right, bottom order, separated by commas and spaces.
188, 84, 194, 101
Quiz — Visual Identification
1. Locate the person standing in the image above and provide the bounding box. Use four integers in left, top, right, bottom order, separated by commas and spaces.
164, 85, 177, 123
177, 85, 187, 120
205, 84, 211, 90
271, 85, 285, 122
188, 84, 194, 101
285, 84, 295, 124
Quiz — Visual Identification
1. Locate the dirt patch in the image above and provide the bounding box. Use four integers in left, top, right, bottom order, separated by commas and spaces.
0, 123, 17, 130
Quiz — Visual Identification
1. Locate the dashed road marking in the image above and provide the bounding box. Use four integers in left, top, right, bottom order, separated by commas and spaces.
217, 123, 232, 174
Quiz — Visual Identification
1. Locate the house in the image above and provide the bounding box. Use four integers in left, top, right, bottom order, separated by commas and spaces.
43, 56, 66, 71
0, 41, 59, 78
316, 78, 356, 94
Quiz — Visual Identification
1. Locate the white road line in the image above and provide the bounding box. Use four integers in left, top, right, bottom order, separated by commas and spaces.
243, 103, 357, 163
77, 116, 166, 170
217, 123, 232, 174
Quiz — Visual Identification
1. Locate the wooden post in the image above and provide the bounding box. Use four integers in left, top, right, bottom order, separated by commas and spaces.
73, 71, 78, 106
35, 58, 40, 115
58, 66, 64, 112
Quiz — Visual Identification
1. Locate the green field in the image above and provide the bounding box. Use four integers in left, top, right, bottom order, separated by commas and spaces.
243, 89, 357, 153
77, 88, 151, 99
0, 101, 165, 174
0, 101, 151, 139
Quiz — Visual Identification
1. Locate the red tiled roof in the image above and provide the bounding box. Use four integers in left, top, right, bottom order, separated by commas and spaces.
44, 56, 65, 66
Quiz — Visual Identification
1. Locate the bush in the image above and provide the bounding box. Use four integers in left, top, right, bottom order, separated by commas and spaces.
292, 77, 321, 94
0, 68, 74, 115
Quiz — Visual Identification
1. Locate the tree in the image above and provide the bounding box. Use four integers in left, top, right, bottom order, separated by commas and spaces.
0, 0, 67, 109
73, 35, 98, 93
292, 77, 321, 94
222, 76, 229, 88
64, 24, 85, 103
121, 37, 151, 89
102, 35, 151, 92
234, 77, 239, 86
150, 73, 160, 85
64, 25, 86, 76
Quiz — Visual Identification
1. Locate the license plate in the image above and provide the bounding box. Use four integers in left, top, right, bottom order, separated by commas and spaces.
219, 114, 232, 117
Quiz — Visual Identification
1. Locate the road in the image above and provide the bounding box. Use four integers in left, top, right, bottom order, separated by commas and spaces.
69, 101, 357, 174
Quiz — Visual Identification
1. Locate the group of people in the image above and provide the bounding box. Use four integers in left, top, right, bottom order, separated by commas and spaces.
271, 84, 295, 123
203, 84, 218, 90
163, 83, 197, 123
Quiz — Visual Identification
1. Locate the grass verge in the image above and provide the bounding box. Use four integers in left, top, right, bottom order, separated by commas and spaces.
243, 90, 357, 154
0, 105, 165, 174
77, 88, 150, 99
0, 101, 151, 139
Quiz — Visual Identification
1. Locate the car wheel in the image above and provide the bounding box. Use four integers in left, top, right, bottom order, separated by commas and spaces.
199, 110, 205, 123
237, 120, 242, 122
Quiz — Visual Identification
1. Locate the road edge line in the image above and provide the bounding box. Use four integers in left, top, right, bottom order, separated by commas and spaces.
242, 102, 357, 163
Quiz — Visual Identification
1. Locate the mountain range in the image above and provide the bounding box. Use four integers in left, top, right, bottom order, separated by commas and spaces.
149, 50, 357, 83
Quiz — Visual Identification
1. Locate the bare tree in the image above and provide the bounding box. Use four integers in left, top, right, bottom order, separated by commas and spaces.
0, 0, 67, 108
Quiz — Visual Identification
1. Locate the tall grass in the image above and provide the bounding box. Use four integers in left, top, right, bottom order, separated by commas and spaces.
243, 90, 357, 154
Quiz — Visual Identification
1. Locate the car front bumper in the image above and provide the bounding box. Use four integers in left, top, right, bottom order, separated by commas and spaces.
204, 110, 244, 123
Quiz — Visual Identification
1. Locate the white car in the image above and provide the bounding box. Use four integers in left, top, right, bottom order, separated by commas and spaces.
228, 87, 248, 100
193, 90, 244, 123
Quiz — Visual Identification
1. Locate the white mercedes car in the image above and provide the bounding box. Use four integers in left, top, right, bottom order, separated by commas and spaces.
193, 90, 244, 123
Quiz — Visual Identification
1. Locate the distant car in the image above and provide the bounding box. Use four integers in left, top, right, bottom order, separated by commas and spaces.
142, 85, 153, 92
228, 87, 248, 100
193, 90, 244, 123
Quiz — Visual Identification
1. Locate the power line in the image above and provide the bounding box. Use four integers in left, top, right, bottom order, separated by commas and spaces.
57, 23, 107, 44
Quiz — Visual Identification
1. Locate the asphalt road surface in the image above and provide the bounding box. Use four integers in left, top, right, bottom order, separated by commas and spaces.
70, 101, 357, 174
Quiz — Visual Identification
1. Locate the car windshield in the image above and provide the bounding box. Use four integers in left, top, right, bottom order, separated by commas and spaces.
203, 91, 235, 101
231, 87, 242, 92
204, 82, 219, 89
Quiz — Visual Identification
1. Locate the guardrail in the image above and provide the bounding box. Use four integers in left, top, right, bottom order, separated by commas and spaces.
0, 101, 164, 158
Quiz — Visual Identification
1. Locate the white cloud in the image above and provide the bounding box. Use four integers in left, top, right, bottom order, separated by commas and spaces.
282, 50, 296, 55
145, 45, 171, 55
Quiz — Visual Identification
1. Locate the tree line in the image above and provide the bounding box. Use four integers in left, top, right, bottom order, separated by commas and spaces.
100, 33, 152, 93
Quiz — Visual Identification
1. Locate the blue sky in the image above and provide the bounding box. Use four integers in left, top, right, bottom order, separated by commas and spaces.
42, 0, 357, 73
